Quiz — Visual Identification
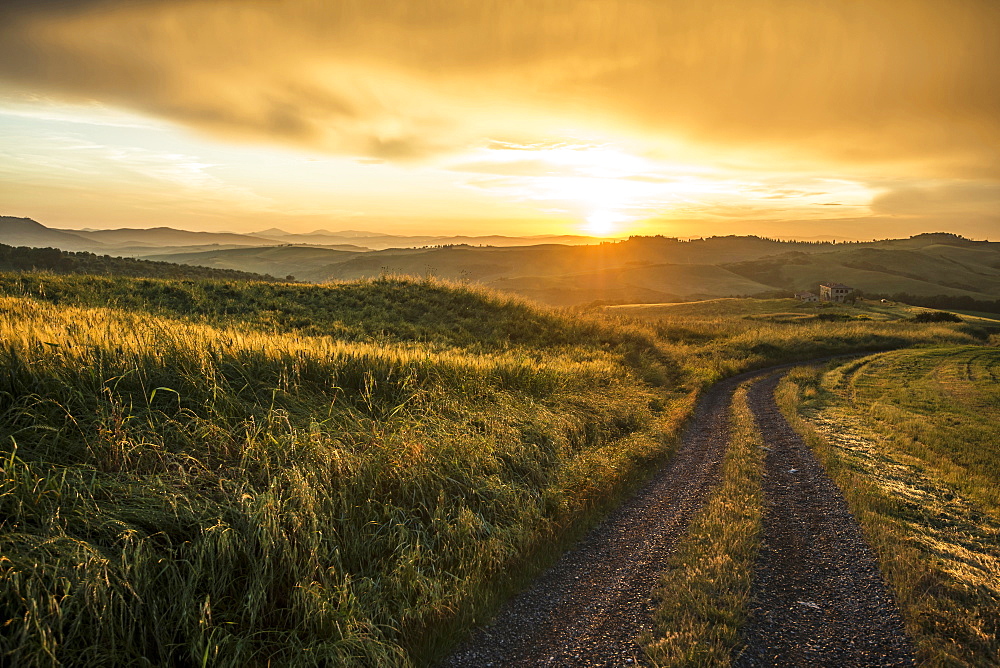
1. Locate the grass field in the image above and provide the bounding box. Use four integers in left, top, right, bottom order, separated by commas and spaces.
0, 275, 987, 666
778, 348, 1000, 666
603, 298, 987, 385
607, 296, 963, 321
0, 278, 686, 666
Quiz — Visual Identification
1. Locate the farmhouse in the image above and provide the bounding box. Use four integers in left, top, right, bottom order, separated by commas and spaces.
795, 291, 818, 302
819, 282, 853, 302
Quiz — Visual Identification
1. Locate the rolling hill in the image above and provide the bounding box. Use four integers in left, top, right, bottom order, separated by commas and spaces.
5, 217, 999, 305
0, 216, 101, 252
0, 243, 280, 282
60, 226, 283, 249
725, 240, 1000, 300
144, 233, 1000, 305
2, 216, 619, 256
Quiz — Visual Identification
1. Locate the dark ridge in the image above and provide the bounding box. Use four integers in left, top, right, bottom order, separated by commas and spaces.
0, 243, 281, 282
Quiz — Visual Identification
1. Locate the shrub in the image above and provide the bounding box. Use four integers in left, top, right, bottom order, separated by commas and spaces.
912, 311, 962, 323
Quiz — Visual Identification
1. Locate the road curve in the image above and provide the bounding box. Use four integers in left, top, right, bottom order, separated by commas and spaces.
441, 363, 915, 667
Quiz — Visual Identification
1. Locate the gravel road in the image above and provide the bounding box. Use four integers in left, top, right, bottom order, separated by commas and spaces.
734, 372, 915, 667
441, 374, 748, 668
441, 365, 915, 667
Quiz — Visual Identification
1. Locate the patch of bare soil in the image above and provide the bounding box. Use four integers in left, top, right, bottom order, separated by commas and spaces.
440, 374, 748, 668
734, 373, 915, 667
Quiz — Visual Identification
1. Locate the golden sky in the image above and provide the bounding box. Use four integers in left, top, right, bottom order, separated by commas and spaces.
1, 0, 997, 238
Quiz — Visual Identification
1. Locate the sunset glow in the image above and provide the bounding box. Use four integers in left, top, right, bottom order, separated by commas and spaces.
585, 211, 628, 237
0, 1, 996, 239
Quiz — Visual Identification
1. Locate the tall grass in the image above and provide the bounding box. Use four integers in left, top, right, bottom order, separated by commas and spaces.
0, 275, 983, 666
0, 295, 678, 666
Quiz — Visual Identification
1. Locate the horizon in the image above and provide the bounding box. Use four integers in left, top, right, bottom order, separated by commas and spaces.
1, 2, 998, 240
5, 213, 995, 245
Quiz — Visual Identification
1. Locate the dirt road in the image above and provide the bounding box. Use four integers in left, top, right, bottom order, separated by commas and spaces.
734, 373, 914, 667
441, 367, 914, 667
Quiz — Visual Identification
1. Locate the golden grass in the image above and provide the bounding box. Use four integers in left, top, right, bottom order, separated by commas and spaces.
0, 294, 678, 666
0, 273, 985, 666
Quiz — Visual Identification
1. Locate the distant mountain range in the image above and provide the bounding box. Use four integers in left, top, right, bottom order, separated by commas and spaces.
3, 216, 998, 305
0, 217, 613, 254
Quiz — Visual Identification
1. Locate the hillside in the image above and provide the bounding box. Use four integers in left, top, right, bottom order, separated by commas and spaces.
6, 217, 1000, 306
2, 216, 616, 257
725, 242, 1000, 300
491, 263, 776, 306
0, 273, 981, 666
62, 226, 284, 248
144, 236, 832, 292
0, 243, 281, 282
150, 233, 1000, 305
0, 216, 100, 252
144, 245, 362, 281
0, 275, 684, 666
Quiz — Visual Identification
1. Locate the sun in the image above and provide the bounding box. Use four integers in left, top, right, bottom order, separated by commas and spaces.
584, 210, 625, 236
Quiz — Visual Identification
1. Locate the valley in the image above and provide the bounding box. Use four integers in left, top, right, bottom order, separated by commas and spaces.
4, 216, 999, 308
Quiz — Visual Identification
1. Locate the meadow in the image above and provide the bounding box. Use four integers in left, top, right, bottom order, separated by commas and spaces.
778, 348, 1000, 666
0, 273, 986, 666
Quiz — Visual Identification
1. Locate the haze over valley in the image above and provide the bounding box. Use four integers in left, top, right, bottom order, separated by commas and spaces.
3, 215, 997, 307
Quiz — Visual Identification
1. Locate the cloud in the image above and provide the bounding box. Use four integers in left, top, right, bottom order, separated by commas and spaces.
870, 182, 1000, 217
448, 159, 558, 177
0, 0, 997, 178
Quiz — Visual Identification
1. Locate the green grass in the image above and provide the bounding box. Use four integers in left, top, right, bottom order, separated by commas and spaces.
950, 309, 1000, 323
0, 287, 686, 666
607, 297, 808, 318
602, 298, 980, 387
643, 382, 764, 667
607, 296, 948, 322
777, 349, 1000, 666
0, 275, 985, 666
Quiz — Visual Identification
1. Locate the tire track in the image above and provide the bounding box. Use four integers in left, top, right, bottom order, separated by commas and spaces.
735, 372, 915, 667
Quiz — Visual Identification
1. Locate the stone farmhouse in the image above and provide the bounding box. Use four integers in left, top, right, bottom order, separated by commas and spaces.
819, 282, 853, 302
794, 291, 818, 302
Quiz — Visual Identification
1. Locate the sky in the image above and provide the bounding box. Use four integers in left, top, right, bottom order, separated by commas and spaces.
0, 0, 998, 239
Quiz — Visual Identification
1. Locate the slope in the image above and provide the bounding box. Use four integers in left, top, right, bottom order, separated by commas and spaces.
726, 244, 1000, 299
0, 243, 281, 282
0, 216, 98, 252
144, 246, 366, 280
0, 275, 678, 666
489, 263, 776, 306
